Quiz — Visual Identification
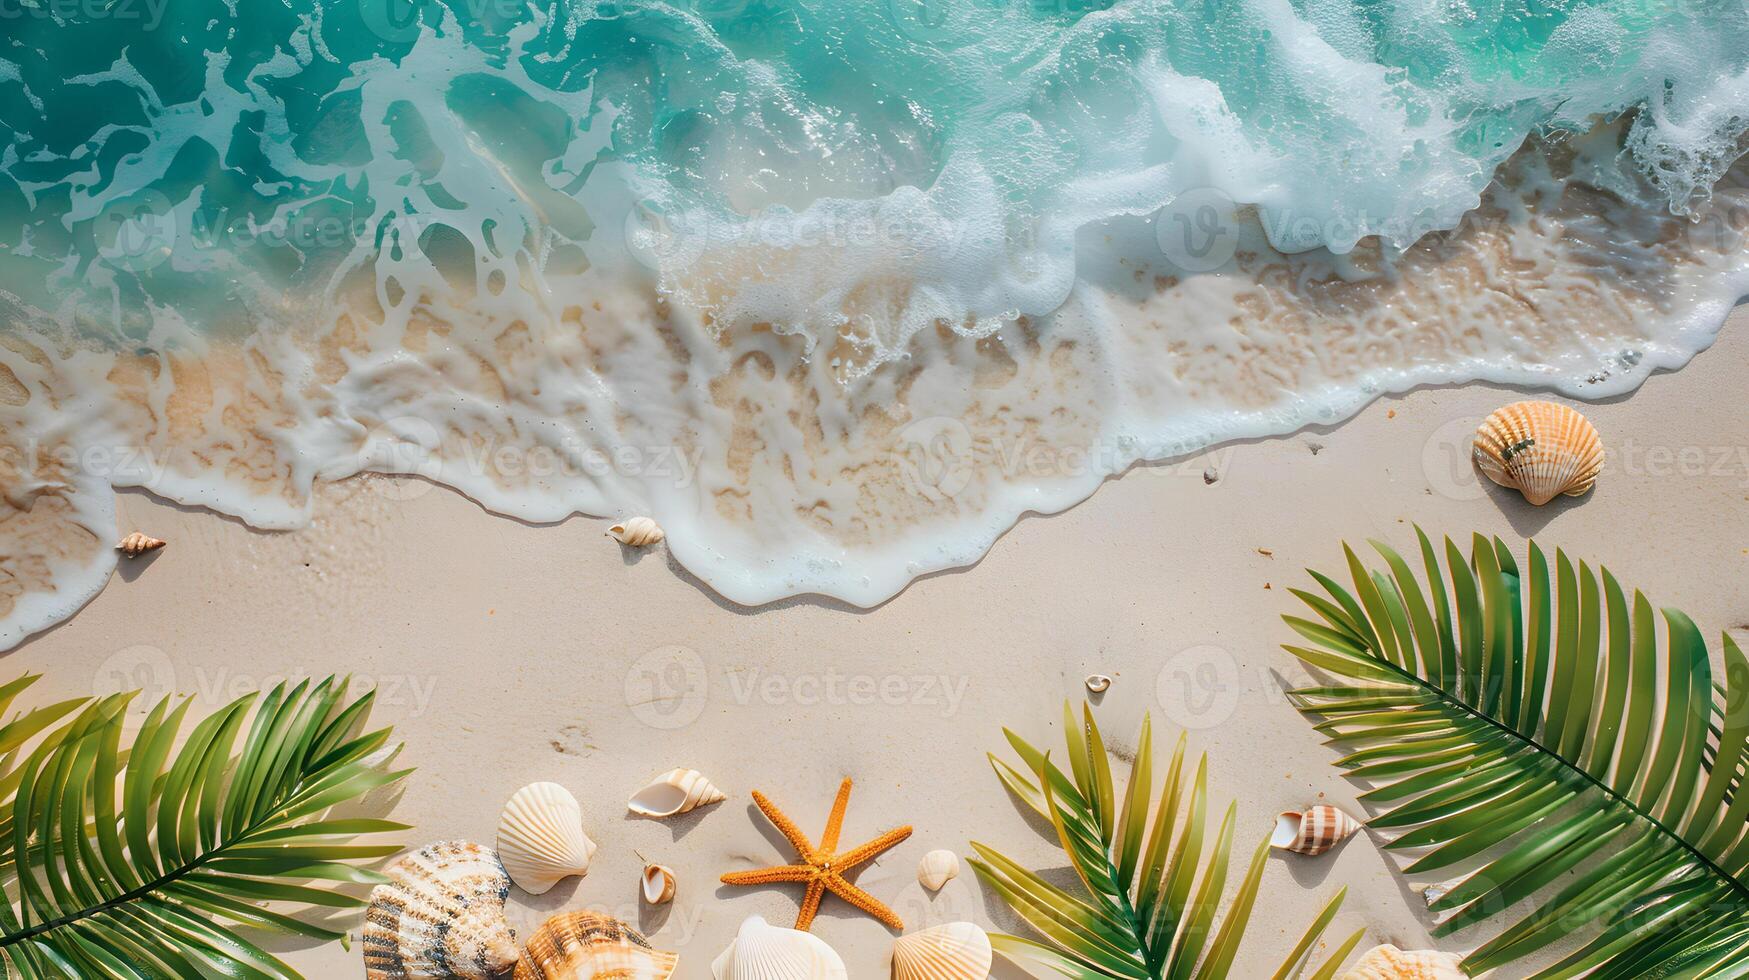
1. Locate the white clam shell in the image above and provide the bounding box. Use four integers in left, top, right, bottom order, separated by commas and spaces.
496, 782, 598, 895
607, 516, 665, 547
892, 922, 992, 980
641, 863, 677, 905
917, 849, 960, 891
1269, 804, 1360, 857
1084, 674, 1111, 694
1339, 944, 1466, 980
712, 916, 847, 980
363, 840, 518, 980
628, 768, 727, 818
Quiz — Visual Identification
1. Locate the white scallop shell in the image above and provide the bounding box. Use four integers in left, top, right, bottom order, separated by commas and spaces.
1270, 805, 1361, 857
712, 916, 847, 980
496, 782, 598, 895
1338, 945, 1466, 980
607, 517, 665, 547
628, 768, 727, 818
363, 840, 518, 980
892, 922, 992, 980
917, 849, 959, 891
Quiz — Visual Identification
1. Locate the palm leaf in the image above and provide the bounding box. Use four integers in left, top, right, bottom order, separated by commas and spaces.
1283, 527, 1749, 977
0, 674, 412, 978
974, 702, 1356, 979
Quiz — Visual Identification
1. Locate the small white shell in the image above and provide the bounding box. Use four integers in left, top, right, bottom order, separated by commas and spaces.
496, 782, 598, 895
608, 517, 665, 547
117, 531, 166, 557
628, 768, 726, 818
917, 849, 959, 891
1084, 674, 1111, 694
641, 862, 677, 905
1270, 804, 1361, 857
712, 916, 847, 980
891, 922, 992, 980
1338, 945, 1465, 980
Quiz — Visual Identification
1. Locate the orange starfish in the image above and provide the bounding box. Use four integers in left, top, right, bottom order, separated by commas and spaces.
720, 778, 913, 931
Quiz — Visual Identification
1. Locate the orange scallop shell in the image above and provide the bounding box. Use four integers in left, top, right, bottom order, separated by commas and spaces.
1472, 401, 1602, 506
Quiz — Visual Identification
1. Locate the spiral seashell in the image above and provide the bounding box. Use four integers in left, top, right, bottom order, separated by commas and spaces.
497, 782, 598, 894
116, 531, 166, 557
628, 768, 727, 818
512, 911, 678, 980
607, 517, 665, 547
1471, 400, 1603, 506
917, 849, 959, 891
362, 840, 518, 980
891, 922, 992, 980
1338, 945, 1465, 980
1270, 804, 1360, 856
640, 860, 677, 905
712, 916, 847, 980
1084, 674, 1111, 694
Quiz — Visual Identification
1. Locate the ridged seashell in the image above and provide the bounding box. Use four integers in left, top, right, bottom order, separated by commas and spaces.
641, 861, 677, 905
607, 517, 665, 547
917, 849, 960, 891
116, 531, 166, 557
1472, 401, 1603, 505
712, 916, 847, 980
1270, 805, 1361, 856
497, 782, 598, 894
892, 922, 992, 980
628, 768, 727, 818
513, 911, 678, 980
1084, 674, 1111, 694
363, 840, 518, 980
1338, 945, 1466, 980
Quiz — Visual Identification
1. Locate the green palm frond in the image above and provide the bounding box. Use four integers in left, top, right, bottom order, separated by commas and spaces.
1283, 527, 1749, 978
0, 673, 412, 979
973, 702, 1362, 979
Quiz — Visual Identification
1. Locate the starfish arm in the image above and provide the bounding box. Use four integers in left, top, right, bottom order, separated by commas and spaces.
794, 878, 828, 932
824, 873, 904, 930
835, 825, 914, 869
820, 778, 853, 853
751, 789, 820, 860
720, 864, 815, 885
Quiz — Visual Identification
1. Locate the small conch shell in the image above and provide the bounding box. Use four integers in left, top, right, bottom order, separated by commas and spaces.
639, 857, 677, 905
513, 911, 678, 980
1084, 674, 1111, 694
363, 840, 518, 980
891, 922, 992, 980
628, 768, 726, 818
496, 782, 598, 894
607, 517, 665, 547
117, 532, 166, 557
917, 849, 959, 891
712, 916, 847, 980
1270, 804, 1360, 856
1472, 400, 1603, 505
1338, 944, 1465, 980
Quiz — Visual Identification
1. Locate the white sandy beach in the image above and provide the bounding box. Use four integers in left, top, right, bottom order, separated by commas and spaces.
6, 308, 1747, 978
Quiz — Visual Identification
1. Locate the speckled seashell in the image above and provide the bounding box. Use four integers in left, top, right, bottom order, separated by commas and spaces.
1472, 401, 1603, 505
917, 849, 959, 891
1270, 805, 1360, 856
891, 922, 992, 980
712, 916, 847, 980
1084, 674, 1111, 694
362, 840, 518, 980
116, 531, 166, 557
1338, 945, 1466, 980
641, 861, 677, 905
513, 911, 678, 980
628, 768, 726, 818
497, 782, 598, 895
607, 517, 665, 547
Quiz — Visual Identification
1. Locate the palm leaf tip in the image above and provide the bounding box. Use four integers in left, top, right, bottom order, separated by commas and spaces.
1284, 531, 1749, 978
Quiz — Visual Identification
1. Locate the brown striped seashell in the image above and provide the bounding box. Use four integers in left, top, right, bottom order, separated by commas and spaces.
1471, 400, 1603, 505
116, 531, 166, 557
607, 517, 665, 547
891, 922, 992, 980
513, 911, 678, 980
1270, 804, 1360, 856
363, 840, 518, 979
1338, 944, 1465, 979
